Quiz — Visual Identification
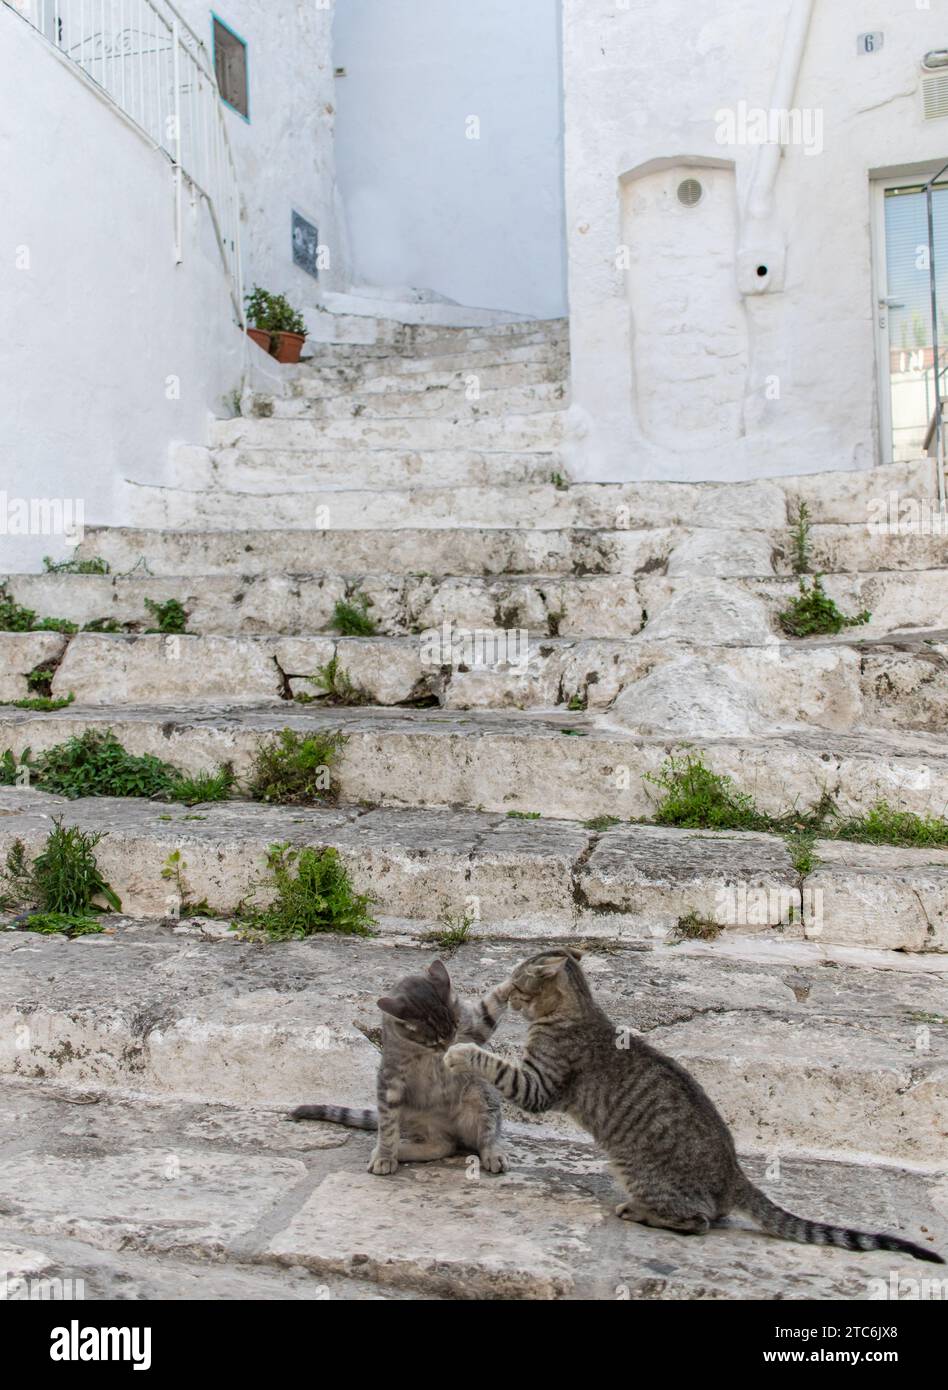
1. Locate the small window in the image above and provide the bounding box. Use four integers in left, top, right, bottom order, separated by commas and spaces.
212, 15, 249, 120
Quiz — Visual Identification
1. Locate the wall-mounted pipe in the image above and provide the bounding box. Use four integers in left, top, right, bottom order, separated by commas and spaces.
738, 0, 816, 294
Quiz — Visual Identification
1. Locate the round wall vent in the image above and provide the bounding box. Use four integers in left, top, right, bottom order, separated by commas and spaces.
677, 178, 704, 207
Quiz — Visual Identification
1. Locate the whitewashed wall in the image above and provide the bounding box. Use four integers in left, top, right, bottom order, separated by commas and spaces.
332, 0, 567, 320
178, 0, 348, 305
563, 0, 948, 481
0, 6, 244, 571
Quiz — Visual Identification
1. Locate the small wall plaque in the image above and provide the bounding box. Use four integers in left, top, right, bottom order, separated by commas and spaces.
292, 211, 320, 279
857, 32, 884, 55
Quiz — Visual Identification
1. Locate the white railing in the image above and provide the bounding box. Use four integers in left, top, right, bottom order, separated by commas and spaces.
6, 0, 244, 325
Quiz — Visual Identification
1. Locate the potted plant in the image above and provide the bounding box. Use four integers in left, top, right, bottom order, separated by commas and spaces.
264, 292, 308, 363
244, 285, 273, 354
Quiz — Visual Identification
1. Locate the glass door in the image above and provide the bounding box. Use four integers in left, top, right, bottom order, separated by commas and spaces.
880, 181, 948, 461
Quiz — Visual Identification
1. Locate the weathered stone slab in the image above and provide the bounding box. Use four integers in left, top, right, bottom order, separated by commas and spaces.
2, 703, 946, 825
0, 936, 944, 1167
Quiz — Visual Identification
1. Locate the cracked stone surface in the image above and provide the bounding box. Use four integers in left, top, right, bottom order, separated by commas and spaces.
0, 788, 945, 951
0, 628, 941, 736
0, 1078, 943, 1299
3, 703, 946, 822
0, 932, 945, 1163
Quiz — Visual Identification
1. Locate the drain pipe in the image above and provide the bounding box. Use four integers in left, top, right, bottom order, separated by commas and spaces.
737, 0, 816, 295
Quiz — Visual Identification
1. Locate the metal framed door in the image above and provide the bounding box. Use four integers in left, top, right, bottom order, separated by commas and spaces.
873, 175, 948, 469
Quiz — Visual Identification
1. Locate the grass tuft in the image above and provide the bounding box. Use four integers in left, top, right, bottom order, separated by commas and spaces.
43, 554, 110, 575
234, 843, 375, 940
419, 912, 475, 949
301, 655, 369, 706
832, 802, 948, 849
144, 597, 189, 634
246, 729, 346, 805
673, 912, 723, 943
0, 821, 121, 915
778, 576, 870, 639
18, 912, 104, 938
331, 595, 377, 637
645, 753, 768, 832
790, 501, 812, 576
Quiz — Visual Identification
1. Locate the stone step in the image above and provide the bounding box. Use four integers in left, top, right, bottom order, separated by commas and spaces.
1, 933, 944, 1173
13, 629, 943, 734
256, 381, 569, 422
208, 410, 566, 454
293, 358, 567, 397
77, 515, 947, 577
3, 704, 944, 823
4, 569, 944, 642
366, 319, 568, 354
1, 788, 945, 953
169, 444, 563, 492
2, 1077, 943, 1298
301, 339, 570, 376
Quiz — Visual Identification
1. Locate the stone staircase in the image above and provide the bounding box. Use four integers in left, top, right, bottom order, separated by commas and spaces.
1, 316, 946, 1299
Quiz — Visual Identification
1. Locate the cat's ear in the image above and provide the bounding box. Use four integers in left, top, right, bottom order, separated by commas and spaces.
533, 951, 576, 979
427, 960, 451, 996
564, 946, 585, 962
377, 995, 410, 1019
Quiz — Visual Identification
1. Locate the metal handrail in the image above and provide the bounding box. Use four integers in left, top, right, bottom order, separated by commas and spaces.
5, 0, 244, 327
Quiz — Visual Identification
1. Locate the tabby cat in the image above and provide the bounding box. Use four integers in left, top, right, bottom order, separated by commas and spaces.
444, 948, 943, 1264
289, 959, 510, 1176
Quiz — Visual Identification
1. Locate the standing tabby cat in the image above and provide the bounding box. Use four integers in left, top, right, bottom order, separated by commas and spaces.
444, 948, 943, 1264
289, 959, 510, 1176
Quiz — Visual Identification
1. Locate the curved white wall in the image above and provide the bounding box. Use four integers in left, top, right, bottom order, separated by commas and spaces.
332, 0, 567, 319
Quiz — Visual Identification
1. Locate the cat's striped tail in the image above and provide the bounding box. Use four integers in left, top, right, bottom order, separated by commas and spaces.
736, 1175, 944, 1264
287, 1104, 377, 1129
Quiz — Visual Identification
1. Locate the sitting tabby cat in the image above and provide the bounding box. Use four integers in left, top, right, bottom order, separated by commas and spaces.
289, 959, 511, 1176
444, 948, 943, 1264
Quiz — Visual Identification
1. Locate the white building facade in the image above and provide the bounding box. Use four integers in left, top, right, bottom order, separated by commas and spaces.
2, 0, 947, 571
563, 0, 948, 482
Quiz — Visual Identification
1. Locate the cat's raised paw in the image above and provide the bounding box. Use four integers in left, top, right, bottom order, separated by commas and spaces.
444, 1043, 479, 1072
368, 1152, 398, 1176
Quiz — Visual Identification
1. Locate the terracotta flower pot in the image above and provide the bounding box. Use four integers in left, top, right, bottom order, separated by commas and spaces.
247, 326, 272, 353
270, 330, 307, 364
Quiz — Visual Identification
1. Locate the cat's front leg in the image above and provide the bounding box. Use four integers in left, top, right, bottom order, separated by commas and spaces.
368, 1077, 405, 1175
444, 1044, 557, 1113
460, 979, 513, 1044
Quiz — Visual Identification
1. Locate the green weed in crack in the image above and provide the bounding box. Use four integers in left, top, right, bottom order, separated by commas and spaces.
0, 585, 76, 634
143, 597, 190, 634
246, 728, 347, 805
331, 594, 377, 637
42, 554, 110, 575
778, 576, 870, 639
644, 753, 770, 832
790, 500, 812, 576
419, 912, 475, 950
299, 655, 370, 706
0, 820, 121, 916
2, 729, 232, 804
234, 843, 375, 940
